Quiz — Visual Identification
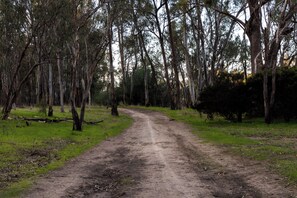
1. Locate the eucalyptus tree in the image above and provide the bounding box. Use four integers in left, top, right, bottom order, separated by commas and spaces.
106, 0, 119, 116
260, 1, 297, 123
68, 0, 109, 130
132, 0, 158, 106
148, 0, 173, 108
0, 0, 56, 120
203, 0, 297, 123
164, 0, 181, 109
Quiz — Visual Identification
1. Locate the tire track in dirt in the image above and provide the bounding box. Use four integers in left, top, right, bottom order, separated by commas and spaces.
23, 108, 297, 198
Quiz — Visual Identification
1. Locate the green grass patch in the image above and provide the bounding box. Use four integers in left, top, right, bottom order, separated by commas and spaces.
133, 106, 297, 184
0, 106, 132, 197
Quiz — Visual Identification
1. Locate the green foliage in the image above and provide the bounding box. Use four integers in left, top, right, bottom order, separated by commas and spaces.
196, 67, 297, 122
117, 67, 168, 106
195, 71, 248, 122
0, 106, 132, 197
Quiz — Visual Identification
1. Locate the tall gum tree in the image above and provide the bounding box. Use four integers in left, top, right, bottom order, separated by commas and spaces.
164, 0, 181, 110
107, 1, 119, 116
205, 0, 297, 123
151, 0, 174, 109
68, 0, 109, 130
0, 0, 53, 120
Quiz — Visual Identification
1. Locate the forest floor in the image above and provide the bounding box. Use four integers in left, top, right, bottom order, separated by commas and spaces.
23, 108, 297, 198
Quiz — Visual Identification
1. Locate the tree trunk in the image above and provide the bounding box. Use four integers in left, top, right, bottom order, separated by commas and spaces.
71, 100, 82, 131
262, 27, 282, 124
263, 70, 271, 124
130, 51, 137, 105
153, 0, 174, 109
118, 22, 126, 105
139, 32, 157, 106
144, 67, 149, 107
2, 93, 17, 120
165, 0, 180, 110
108, 3, 118, 116
2, 63, 40, 120
70, 31, 82, 131
48, 63, 53, 117
139, 40, 149, 107
79, 95, 88, 131
246, 0, 263, 74
183, 10, 195, 106
36, 65, 41, 105
88, 90, 91, 106
56, 52, 65, 113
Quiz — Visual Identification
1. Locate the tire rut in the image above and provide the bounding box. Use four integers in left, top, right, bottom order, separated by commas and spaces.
23, 108, 297, 198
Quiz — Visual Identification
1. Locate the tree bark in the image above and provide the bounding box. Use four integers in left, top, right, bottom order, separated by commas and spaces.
183, 9, 195, 106
139, 38, 149, 107
152, 0, 174, 109
70, 31, 82, 131
139, 32, 157, 105
118, 22, 126, 105
130, 51, 138, 105
246, 0, 263, 74
2, 63, 40, 120
108, 3, 118, 116
56, 52, 65, 113
165, 0, 181, 110
48, 63, 53, 117
261, 3, 297, 124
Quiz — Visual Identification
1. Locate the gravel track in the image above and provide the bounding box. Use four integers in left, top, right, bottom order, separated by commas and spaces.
23, 108, 297, 198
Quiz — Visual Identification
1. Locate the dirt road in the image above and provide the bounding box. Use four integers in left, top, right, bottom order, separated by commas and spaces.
24, 109, 297, 198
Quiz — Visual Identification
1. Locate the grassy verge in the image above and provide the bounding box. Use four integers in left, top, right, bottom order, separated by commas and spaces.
133, 106, 297, 185
0, 106, 132, 197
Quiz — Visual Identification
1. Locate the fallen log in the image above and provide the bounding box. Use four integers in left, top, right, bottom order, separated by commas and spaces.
22, 118, 73, 123
20, 117, 103, 125
84, 120, 104, 125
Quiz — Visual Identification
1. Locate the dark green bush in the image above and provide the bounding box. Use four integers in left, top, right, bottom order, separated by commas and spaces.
195, 67, 297, 122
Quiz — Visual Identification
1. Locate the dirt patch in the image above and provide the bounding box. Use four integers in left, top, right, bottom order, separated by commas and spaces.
64, 147, 145, 198
24, 109, 297, 198
175, 134, 262, 197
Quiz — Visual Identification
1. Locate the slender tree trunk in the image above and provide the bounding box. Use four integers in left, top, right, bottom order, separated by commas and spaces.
48, 63, 53, 116
70, 31, 82, 131
153, 0, 174, 109
179, 65, 187, 107
84, 38, 92, 107
132, 4, 157, 105
262, 28, 282, 124
2, 63, 40, 119
88, 90, 91, 106
56, 52, 65, 112
2, 93, 17, 120
118, 22, 126, 105
36, 65, 41, 105
183, 10, 195, 106
139, 32, 157, 105
108, 3, 118, 116
130, 51, 137, 105
263, 68, 271, 124
144, 64, 149, 107
79, 94, 88, 129
165, 0, 180, 109
139, 40, 149, 106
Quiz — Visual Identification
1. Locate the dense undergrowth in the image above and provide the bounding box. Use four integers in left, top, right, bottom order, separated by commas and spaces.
0, 106, 132, 197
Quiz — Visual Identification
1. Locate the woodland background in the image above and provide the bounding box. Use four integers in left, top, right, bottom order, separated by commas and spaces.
1, 0, 297, 130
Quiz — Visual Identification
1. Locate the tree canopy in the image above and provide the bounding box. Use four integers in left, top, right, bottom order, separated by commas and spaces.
1, 0, 297, 128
